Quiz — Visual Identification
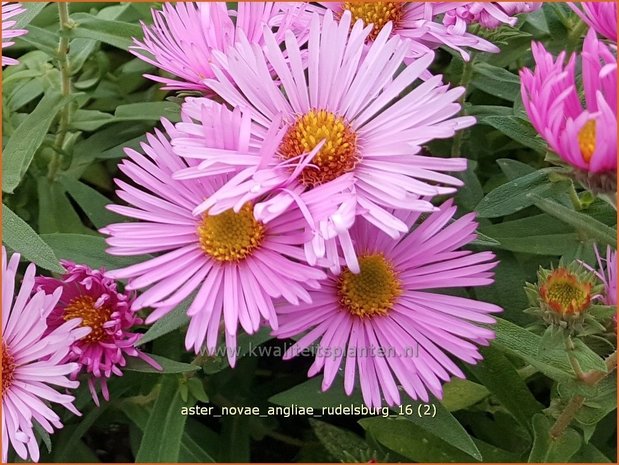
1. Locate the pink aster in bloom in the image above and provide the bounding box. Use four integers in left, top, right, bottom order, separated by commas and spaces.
34, 261, 159, 406
2, 2, 27, 66
2, 248, 89, 462
278, 1, 498, 61
568, 2, 617, 43
442, 2, 543, 31
100, 116, 326, 364
273, 201, 501, 408
594, 246, 617, 307
520, 29, 617, 193
170, 10, 474, 274
131, 2, 295, 92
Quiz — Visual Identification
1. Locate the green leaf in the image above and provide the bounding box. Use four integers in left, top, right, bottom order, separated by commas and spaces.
114, 102, 180, 122
399, 397, 482, 460
455, 160, 484, 211
14, 2, 48, 29
467, 346, 543, 432
2, 91, 69, 193
70, 13, 143, 50
476, 167, 569, 218
480, 213, 583, 256
15, 25, 58, 57
440, 378, 489, 412
570, 443, 612, 462
135, 376, 194, 462
69, 109, 114, 131
40, 233, 151, 270
480, 116, 547, 153
310, 419, 376, 463
137, 297, 191, 346
360, 417, 480, 462
33, 421, 52, 453
530, 196, 617, 248
68, 103, 179, 131
492, 317, 606, 382
37, 178, 91, 235
269, 377, 364, 409
124, 354, 199, 374
123, 402, 216, 463
53, 402, 111, 462
528, 414, 582, 462
471, 63, 521, 101
60, 176, 125, 229
2, 204, 64, 273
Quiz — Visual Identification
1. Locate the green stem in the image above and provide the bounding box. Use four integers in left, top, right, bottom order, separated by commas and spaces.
48, 2, 72, 181
549, 350, 617, 440
564, 335, 585, 380
566, 19, 588, 52
567, 183, 583, 211
450, 52, 477, 158
549, 395, 585, 440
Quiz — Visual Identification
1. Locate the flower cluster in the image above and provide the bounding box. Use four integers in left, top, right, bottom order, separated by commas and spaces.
101, 2, 511, 409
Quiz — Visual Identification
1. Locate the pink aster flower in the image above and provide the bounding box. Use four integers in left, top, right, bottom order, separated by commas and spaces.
34, 261, 159, 406
2, 2, 27, 66
2, 247, 89, 463
100, 116, 326, 365
568, 2, 617, 43
170, 10, 474, 274
594, 246, 617, 307
520, 29, 617, 193
442, 2, 542, 30
274, 200, 501, 408
278, 1, 499, 61
131, 2, 295, 92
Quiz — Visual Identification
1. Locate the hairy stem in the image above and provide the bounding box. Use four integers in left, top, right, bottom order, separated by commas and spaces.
564, 335, 585, 380
48, 2, 72, 180
549, 395, 585, 440
549, 350, 617, 440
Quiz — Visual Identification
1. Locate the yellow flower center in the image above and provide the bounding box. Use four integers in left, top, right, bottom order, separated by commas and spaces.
1, 343, 16, 398
337, 254, 401, 318
540, 269, 592, 315
343, 2, 405, 41
578, 119, 596, 163
279, 109, 359, 187
64, 295, 113, 344
198, 203, 265, 262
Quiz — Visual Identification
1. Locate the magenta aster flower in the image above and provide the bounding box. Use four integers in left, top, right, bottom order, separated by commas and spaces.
279, 1, 498, 61
568, 2, 617, 43
274, 201, 501, 408
2, 2, 27, 66
131, 2, 291, 92
520, 29, 617, 193
442, 2, 542, 30
34, 261, 159, 406
100, 116, 326, 364
170, 10, 473, 273
2, 247, 89, 462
